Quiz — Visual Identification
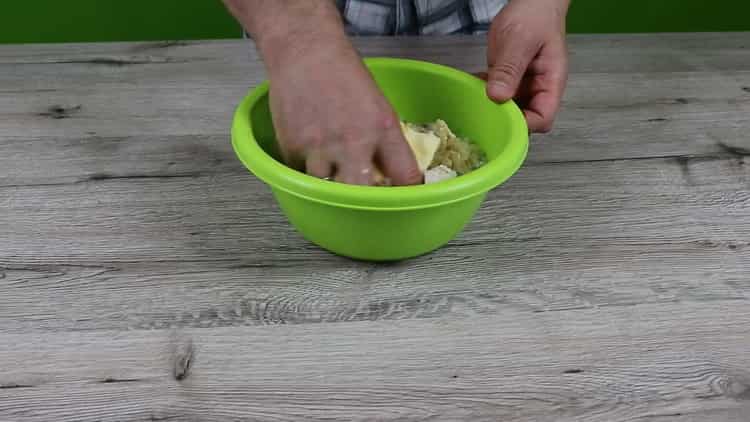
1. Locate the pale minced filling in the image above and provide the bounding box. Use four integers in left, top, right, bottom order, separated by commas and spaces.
374, 119, 486, 186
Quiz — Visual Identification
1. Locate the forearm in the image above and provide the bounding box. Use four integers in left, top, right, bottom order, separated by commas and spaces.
222, 1, 352, 70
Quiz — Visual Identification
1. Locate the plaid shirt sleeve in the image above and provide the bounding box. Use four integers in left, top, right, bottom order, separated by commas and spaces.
339, 0, 508, 35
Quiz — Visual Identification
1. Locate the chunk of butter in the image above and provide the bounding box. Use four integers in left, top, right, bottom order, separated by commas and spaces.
373, 121, 442, 185
424, 165, 458, 184
399, 121, 441, 173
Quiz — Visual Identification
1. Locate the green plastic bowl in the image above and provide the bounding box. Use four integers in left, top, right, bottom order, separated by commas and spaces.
232, 58, 528, 261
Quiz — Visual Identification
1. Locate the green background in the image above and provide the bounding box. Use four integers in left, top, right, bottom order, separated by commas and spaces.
2, 0, 748, 44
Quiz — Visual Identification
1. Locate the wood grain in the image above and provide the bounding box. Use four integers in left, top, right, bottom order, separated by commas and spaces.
1, 34, 748, 160
1, 33, 748, 72
2, 153, 748, 264
1, 69, 749, 165
2, 302, 750, 422
1, 154, 749, 333
1, 33, 750, 421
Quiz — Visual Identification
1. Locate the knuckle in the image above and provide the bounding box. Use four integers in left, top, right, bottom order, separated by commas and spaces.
494, 21, 531, 41
340, 131, 370, 151
490, 62, 523, 81
375, 110, 400, 132
297, 127, 326, 149
340, 129, 365, 146
300, 137, 323, 150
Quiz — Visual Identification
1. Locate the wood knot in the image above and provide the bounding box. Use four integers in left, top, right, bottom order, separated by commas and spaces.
172, 338, 194, 381
724, 378, 750, 400
130, 40, 191, 52
0, 383, 34, 389
39, 104, 82, 119
711, 370, 750, 401
98, 377, 141, 384
717, 142, 750, 157
87, 172, 113, 181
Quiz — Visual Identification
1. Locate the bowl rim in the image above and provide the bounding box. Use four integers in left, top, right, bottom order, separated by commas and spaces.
232, 57, 528, 211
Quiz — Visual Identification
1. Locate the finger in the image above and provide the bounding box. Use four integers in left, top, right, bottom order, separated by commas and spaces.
524, 89, 561, 133
276, 131, 311, 172
473, 71, 488, 81
305, 149, 336, 179
375, 122, 423, 186
486, 28, 540, 102
523, 108, 550, 133
522, 49, 567, 133
334, 159, 376, 186
282, 149, 306, 172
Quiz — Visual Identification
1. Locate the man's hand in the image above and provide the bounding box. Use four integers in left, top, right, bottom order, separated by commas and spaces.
223, 1, 421, 185
265, 37, 422, 186
485, 0, 570, 133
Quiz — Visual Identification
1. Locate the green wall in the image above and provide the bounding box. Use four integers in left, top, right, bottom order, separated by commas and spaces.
566, 1, 750, 33
2, 0, 748, 44
1, 0, 241, 44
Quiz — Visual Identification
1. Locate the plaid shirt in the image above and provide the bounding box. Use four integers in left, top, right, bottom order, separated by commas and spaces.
244, 1, 508, 38
335, 0, 508, 35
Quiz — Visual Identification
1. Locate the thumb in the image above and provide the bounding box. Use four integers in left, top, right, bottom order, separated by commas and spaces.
486, 34, 538, 102
376, 122, 423, 186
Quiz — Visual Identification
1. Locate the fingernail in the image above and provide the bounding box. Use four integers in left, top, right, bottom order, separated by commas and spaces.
488, 81, 509, 100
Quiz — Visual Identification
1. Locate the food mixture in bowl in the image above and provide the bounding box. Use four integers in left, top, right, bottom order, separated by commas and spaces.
374, 119, 487, 186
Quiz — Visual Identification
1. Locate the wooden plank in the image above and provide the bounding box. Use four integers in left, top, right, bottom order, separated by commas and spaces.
0, 134, 235, 187
1, 238, 748, 333
2, 89, 750, 186
1, 35, 749, 161
1, 154, 747, 332
1, 302, 750, 421
2, 153, 747, 264
1, 69, 749, 160
1, 33, 750, 74
2, 34, 750, 421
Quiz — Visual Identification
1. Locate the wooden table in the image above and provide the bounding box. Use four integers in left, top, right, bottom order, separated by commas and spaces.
1, 33, 749, 421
